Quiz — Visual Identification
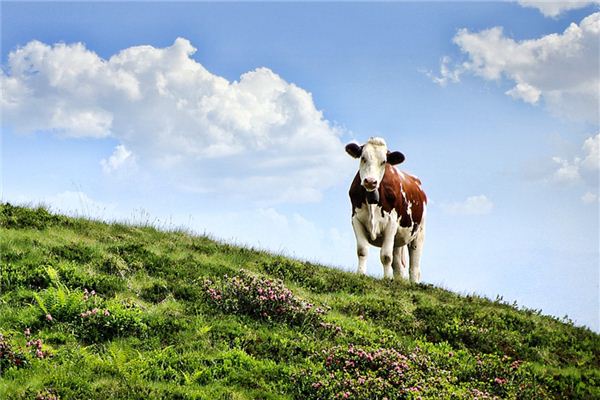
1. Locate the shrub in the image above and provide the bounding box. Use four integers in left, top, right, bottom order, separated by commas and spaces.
203, 270, 327, 329
140, 281, 171, 303
56, 262, 124, 297
32, 286, 147, 343
1, 262, 52, 291
295, 343, 548, 400
0, 203, 70, 230
296, 345, 432, 399
0, 333, 27, 374
0, 329, 53, 376
50, 243, 100, 264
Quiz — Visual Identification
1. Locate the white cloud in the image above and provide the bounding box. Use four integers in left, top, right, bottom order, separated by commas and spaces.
519, 1, 600, 17
581, 191, 599, 203
432, 12, 600, 122
581, 133, 600, 172
550, 133, 599, 185
441, 195, 494, 216
1, 38, 351, 204
426, 56, 462, 87
551, 156, 583, 183
101, 144, 137, 174
505, 82, 542, 104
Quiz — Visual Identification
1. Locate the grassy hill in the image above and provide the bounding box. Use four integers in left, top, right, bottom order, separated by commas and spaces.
1, 203, 598, 399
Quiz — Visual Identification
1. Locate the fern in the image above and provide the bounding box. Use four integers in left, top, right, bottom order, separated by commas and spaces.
32, 292, 48, 315
46, 265, 60, 286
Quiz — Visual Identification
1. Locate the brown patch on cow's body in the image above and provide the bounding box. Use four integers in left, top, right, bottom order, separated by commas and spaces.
349, 164, 427, 227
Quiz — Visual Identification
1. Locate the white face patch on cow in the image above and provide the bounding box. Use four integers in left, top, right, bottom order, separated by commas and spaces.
359, 137, 388, 192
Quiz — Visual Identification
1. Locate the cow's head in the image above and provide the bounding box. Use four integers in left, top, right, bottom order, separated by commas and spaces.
345, 137, 405, 192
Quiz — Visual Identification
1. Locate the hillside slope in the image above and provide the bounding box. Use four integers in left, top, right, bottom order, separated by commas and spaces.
1, 203, 598, 399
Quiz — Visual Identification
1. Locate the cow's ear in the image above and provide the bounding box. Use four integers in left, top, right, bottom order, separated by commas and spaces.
387, 151, 405, 165
345, 143, 362, 159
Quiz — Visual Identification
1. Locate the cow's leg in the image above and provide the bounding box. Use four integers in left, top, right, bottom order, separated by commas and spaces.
408, 223, 426, 283
392, 246, 408, 280
351, 217, 369, 275
380, 223, 397, 279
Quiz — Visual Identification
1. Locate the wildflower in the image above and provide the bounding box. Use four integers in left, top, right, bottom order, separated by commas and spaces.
24, 328, 31, 337
45, 314, 53, 322
510, 360, 522, 370
36, 349, 44, 359
494, 377, 507, 385
91, 308, 99, 315
103, 309, 110, 316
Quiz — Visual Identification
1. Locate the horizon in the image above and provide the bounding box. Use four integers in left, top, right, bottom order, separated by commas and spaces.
2, 1, 599, 330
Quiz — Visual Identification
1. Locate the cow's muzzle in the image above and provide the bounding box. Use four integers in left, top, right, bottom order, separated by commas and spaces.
362, 177, 378, 191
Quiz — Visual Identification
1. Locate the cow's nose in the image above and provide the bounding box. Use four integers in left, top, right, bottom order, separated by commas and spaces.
363, 177, 377, 189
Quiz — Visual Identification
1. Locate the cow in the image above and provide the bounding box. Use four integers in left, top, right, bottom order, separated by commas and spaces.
345, 137, 427, 282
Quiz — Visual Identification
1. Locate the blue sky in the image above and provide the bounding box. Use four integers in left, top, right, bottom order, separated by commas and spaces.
2, 1, 599, 330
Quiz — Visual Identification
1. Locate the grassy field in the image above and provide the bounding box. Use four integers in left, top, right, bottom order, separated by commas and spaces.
1, 203, 598, 399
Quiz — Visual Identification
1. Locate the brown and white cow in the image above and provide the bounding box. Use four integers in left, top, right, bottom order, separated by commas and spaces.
345, 137, 427, 282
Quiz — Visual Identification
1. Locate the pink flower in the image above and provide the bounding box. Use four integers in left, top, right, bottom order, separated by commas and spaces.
45, 314, 53, 322
91, 308, 99, 315
24, 328, 31, 337
36, 349, 44, 359
103, 309, 110, 316
494, 377, 507, 385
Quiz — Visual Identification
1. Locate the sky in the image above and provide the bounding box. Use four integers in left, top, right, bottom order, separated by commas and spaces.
1, 1, 598, 330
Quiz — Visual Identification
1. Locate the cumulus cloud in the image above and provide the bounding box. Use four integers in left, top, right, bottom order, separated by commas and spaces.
441, 195, 494, 216
1, 38, 351, 203
101, 144, 137, 174
519, 1, 600, 17
581, 191, 599, 203
550, 133, 600, 185
431, 12, 600, 122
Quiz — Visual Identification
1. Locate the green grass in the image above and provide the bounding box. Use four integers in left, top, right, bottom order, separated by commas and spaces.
1, 203, 598, 399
